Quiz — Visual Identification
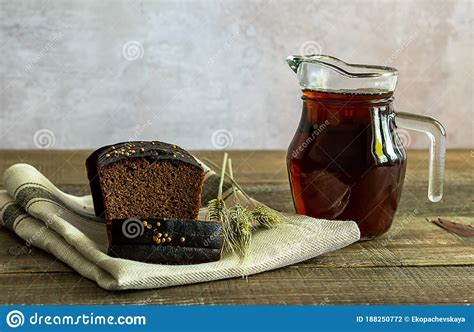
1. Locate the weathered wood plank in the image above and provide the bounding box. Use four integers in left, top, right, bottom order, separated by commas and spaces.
0, 266, 471, 305
0, 150, 471, 185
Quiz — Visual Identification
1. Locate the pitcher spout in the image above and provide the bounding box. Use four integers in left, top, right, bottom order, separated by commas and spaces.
286, 55, 305, 73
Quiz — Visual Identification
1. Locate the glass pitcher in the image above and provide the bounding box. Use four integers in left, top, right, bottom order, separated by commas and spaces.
286, 55, 446, 240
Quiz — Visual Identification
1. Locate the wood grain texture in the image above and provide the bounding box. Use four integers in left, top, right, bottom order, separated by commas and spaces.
0, 150, 472, 304
0, 267, 471, 305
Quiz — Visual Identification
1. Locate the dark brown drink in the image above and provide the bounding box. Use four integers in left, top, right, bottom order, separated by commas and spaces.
287, 89, 407, 239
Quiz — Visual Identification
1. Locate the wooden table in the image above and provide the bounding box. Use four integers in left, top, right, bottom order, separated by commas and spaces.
0, 150, 472, 304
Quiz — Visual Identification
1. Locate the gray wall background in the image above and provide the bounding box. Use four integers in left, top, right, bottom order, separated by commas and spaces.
1, 0, 472, 150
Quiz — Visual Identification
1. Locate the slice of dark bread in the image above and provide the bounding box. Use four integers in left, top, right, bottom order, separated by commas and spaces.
108, 217, 223, 264
86, 141, 204, 221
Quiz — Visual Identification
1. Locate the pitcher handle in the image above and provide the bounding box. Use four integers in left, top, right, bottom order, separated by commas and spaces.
394, 112, 446, 202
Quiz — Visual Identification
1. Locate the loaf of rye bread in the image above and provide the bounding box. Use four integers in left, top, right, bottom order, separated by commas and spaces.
86, 141, 223, 264
86, 141, 204, 220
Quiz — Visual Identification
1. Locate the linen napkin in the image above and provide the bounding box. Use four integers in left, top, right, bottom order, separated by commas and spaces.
0, 161, 360, 290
